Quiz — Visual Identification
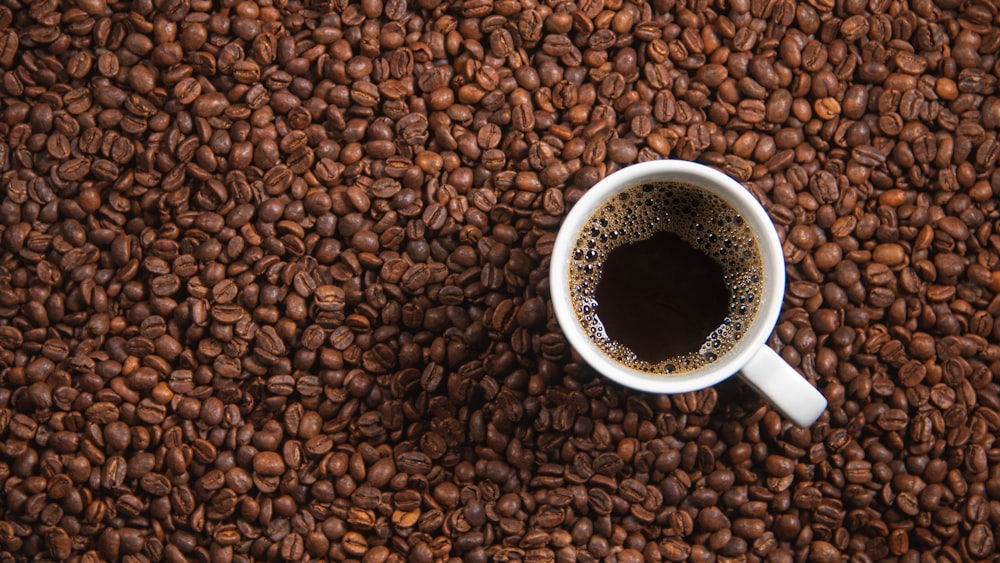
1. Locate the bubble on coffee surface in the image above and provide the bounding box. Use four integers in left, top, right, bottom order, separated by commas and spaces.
569, 181, 764, 375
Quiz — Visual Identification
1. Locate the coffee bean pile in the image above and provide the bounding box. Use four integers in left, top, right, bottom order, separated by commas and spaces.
1, 0, 999, 560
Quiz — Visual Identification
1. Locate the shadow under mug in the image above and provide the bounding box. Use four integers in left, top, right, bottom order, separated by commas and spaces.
550, 160, 828, 427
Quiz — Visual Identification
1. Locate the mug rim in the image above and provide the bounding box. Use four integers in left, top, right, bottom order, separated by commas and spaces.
549, 160, 786, 394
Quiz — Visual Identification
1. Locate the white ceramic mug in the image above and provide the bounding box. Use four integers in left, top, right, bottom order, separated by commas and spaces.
550, 160, 827, 427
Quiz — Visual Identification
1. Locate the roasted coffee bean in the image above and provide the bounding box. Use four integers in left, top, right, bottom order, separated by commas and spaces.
1, 0, 998, 560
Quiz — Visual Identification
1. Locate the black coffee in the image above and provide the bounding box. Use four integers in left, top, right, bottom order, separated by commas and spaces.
568, 181, 764, 375
595, 230, 729, 363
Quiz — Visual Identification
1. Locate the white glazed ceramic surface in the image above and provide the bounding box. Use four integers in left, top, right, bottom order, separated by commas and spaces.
550, 160, 827, 427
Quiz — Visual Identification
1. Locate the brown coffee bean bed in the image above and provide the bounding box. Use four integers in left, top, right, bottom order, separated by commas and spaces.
1, 0, 998, 560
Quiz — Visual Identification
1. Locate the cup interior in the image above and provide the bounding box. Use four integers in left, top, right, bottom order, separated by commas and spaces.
550, 160, 786, 394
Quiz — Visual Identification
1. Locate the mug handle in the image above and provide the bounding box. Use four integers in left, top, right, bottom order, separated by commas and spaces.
739, 346, 827, 427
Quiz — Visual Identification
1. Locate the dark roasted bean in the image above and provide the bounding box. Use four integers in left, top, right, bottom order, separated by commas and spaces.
0, 1, 994, 560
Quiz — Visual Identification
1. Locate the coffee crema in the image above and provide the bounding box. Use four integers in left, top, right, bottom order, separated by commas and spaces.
568, 181, 765, 375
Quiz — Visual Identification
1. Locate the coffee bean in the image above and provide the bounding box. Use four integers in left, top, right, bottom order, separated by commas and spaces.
252, 452, 285, 477
1, 0, 997, 560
